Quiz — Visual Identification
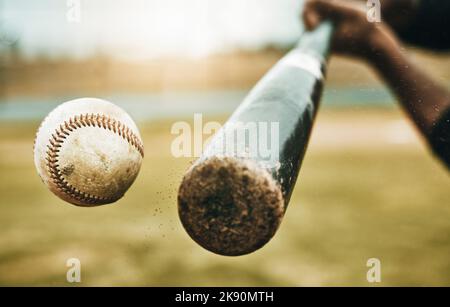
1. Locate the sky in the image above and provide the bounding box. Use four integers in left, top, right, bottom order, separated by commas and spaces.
0, 0, 305, 60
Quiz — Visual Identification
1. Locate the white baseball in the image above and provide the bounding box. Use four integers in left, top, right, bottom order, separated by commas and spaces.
34, 98, 144, 207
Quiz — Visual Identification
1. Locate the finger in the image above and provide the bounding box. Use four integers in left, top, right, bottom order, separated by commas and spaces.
307, 0, 342, 20
302, 0, 327, 30
303, 10, 322, 30
305, 0, 362, 22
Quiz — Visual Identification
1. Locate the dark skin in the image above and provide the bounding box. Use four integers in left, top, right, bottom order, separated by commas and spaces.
303, 0, 450, 140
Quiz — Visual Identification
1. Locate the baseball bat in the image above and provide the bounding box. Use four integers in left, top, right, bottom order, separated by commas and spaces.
178, 22, 333, 256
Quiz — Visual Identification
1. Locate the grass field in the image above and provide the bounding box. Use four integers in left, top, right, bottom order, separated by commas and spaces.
0, 107, 449, 286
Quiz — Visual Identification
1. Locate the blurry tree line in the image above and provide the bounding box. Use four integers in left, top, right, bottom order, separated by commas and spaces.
0, 0, 23, 99
0, 39, 22, 99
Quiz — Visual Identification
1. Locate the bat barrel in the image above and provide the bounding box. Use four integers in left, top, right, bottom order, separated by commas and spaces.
178, 22, 333, 256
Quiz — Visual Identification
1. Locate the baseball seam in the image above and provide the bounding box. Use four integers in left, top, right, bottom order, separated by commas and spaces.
45, 113, 144, 205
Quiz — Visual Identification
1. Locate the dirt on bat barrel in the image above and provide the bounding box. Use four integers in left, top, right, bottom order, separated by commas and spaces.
178, 156, 284, 256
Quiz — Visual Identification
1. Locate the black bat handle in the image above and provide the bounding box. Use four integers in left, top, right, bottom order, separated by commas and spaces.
202, 22, 333, 205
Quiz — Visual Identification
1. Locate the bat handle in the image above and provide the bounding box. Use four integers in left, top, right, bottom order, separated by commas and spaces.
296, 21, 334, 62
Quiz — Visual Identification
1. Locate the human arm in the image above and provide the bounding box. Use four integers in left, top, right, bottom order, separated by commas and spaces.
303, 0, 450, 167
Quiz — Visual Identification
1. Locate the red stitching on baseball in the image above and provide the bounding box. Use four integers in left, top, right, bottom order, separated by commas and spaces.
45, 113, 144, 204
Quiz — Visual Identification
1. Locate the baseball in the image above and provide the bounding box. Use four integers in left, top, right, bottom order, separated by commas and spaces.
33, 98, 144, 207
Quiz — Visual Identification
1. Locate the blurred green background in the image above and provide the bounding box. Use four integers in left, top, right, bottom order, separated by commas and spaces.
0, 0, 449, 286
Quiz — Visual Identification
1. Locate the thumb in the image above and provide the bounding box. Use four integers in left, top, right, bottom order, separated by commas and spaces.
303, 8, 322, 30
303, 0, 355, 30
